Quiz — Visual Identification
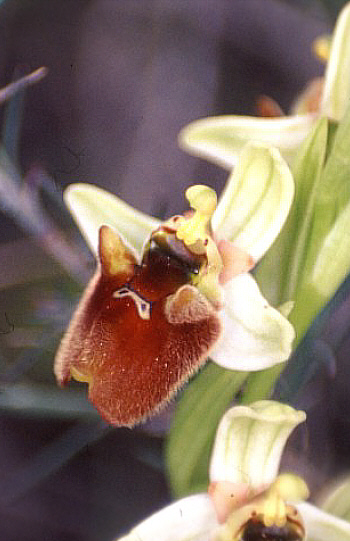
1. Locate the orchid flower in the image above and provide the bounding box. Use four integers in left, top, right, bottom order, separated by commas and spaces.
179, 3, 350, 167
117, 400, 350, 541
54, 142, 295, 426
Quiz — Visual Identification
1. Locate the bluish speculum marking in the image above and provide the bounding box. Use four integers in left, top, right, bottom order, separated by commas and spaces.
113, 286, 151, 320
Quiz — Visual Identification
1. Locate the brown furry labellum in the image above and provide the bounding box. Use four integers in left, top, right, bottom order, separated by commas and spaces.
54, 225, 222, 427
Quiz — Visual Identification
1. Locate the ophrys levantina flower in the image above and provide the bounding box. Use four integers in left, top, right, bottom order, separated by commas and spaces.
55, 143, 295, 426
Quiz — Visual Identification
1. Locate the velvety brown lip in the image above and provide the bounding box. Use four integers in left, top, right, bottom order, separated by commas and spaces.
54, 224, 221, 427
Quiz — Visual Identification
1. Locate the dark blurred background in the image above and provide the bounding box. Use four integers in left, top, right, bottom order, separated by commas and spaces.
0, 1, 349, 540
0, 0, 330, 219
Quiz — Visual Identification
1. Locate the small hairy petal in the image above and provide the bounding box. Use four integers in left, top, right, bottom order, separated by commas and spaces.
99, 225, 138, 279
165, 285, 216, 324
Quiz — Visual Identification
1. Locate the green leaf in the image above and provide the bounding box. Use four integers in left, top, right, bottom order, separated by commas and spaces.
244, 117, 333, 402
256, 116, 329, 309
289, 103, 350, 341
282, 117, 330, 304
239, 364, 286, 404
247, 108, 350, 403
166, 363, 248, 497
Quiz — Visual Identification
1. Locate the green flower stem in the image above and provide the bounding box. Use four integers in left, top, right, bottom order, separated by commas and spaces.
166, 363, 248, 497
239, 365, 283, 404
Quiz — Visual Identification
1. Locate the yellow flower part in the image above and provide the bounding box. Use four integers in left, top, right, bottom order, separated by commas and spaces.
175, 185, 224, 307
313, 35, 331, 63
176, 185, 217, 246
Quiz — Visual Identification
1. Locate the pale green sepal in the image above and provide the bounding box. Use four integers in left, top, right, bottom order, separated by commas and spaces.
212, 143, 294, 262
212, 274, 295, 371
117, 494, 219, 541
209, 400, 306, 490
321, 3, 350, 121
179, 115, 314, 168
64, 183, 160, 256
297, 501, 350, 541
320, 476, 350, 521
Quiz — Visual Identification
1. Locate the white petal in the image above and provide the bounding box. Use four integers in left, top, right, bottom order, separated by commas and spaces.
209, 400, 306, 490
64, 183, 160, 256
321, 3, 350, 121
211, 274, 295, 371
179, 115, 315, 168
117, 494, 219, 541
297, 502, 350, 541
212, 143, 295, 261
